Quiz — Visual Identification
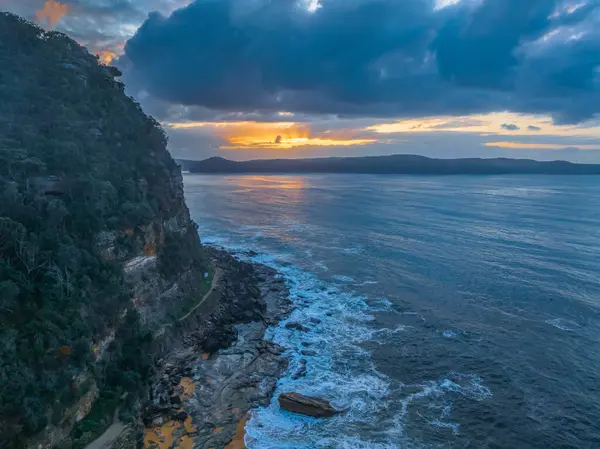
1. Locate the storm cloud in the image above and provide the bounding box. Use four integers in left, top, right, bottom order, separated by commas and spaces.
121, 0, 600, 124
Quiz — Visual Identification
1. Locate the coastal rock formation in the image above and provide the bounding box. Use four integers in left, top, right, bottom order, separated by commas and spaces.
141, 260, 294, 449
0, 12, 225, 449
278, 393, 342, 418
285, 322, 310, 332
0, 12, 296, 449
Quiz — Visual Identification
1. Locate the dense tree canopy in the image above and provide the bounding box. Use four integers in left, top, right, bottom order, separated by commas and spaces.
0, 13, 203, 447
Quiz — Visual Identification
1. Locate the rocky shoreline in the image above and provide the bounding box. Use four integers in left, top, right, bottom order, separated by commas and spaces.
140, 247, 294, 449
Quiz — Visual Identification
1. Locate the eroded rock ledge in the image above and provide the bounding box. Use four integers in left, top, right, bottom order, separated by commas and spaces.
119, 248, 293, 449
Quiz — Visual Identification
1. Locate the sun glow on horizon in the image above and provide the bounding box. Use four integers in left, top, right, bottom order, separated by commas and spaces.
165, 121, 377, 149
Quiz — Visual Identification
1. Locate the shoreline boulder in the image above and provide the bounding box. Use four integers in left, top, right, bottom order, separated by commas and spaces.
278, 392, 342, 418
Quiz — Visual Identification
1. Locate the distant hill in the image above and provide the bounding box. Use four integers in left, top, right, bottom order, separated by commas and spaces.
178, 155, 600, 175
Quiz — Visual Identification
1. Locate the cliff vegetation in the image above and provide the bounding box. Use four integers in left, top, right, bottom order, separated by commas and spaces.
0, 13, 209, 448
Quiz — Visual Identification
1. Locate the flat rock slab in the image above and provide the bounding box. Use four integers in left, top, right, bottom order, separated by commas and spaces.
278, 393, 342, 418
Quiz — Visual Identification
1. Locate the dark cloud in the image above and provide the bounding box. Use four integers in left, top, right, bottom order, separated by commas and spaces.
121, 0, 600, 123
433, 0, 557, 89
501, 123, 521, 131
528, 125, 542, 131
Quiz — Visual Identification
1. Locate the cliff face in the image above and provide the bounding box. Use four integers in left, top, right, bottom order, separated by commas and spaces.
0, 13, 209, 449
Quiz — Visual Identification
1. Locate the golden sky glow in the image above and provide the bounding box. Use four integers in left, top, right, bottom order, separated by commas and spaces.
485, 142, 600, 150
164, 112, 600, 156
35, 0, 69, 27
165, 121, 376, 149
97, 50, 117, 65
365, 112, 600, 138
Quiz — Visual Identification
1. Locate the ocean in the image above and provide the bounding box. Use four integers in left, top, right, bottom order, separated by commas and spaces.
183, 173, 600, 449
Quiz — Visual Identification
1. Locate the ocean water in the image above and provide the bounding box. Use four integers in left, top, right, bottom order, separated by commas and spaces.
183, 174, 600, 449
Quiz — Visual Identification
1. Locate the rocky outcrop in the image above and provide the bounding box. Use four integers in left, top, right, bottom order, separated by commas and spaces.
285, 322, 309, 332
278, 393, 342, 418
138, 257, 294, 449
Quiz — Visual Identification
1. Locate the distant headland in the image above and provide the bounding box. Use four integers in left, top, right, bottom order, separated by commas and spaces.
177, 155, 600, 175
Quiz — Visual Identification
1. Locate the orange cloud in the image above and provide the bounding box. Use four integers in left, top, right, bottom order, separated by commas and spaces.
485, 142, 600, 150
166, 121, 377, 149
97, 50, 117, 65
36, 0, 69, 27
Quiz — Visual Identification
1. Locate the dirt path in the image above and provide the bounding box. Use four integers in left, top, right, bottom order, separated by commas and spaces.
84, 422, 126, 449
178, 268, 221, 322
152, 268, 222, 338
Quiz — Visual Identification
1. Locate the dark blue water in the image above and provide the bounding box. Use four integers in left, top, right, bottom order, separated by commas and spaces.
184, 174, 600, 449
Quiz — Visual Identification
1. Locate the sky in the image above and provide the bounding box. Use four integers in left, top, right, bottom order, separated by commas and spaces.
3, 0, 600, 162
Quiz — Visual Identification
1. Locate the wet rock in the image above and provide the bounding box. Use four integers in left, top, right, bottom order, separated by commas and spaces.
285, 322, 309, 332
265, 342, 285, 356
278, 393, 342, 418
248, 285, 261, 298
141, 249, 294, 449
171, 410, 188, 421
194, 323, 237, 352
151, 415, 165, 426
300, 349, 317, 356
292, 360, 307, 380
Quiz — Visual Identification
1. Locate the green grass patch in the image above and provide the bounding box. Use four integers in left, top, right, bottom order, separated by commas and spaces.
70, 391, 120, 449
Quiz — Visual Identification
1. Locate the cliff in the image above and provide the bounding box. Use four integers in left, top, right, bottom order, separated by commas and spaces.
0, 13, 211, 449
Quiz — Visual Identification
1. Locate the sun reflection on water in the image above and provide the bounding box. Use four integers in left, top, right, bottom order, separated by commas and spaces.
221, 175, 310, 244
228, 175, 307, 191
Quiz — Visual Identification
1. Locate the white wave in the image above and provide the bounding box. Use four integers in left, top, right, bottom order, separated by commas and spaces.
401, 312, 427, 322
315, 261, 329, 272
545, 318, 577, 332
442, 330, 458, 338
200, 235, 231, 246
333, 274, 355, 282
392, 373, 492, 437
231, 249, 400, 448
428, 418, 460, 435
199, 235, 491, 448
360, 280, 379, 285
368, 326, 410, 344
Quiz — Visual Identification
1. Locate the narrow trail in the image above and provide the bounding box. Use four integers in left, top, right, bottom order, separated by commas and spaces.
178, 268, 221, 322
153, 268, 222, 338
85, 269, 222, 449
83, 407, 126, 449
